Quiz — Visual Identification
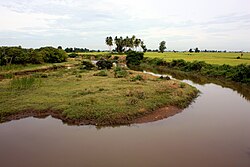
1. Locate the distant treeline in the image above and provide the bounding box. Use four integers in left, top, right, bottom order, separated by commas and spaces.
142, 58, 250, 83
0, 46, 67, 66
64, 47, 104, 53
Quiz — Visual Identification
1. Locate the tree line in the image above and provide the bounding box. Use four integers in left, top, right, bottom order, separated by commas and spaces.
0, 46, 67, 66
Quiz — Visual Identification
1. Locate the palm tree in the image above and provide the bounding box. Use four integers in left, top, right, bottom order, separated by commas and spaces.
134, 38, 141, 51
131, 35, 136, 50
124, 36, 130, 51
105, 36, 113, 52
140, 41, 147, 52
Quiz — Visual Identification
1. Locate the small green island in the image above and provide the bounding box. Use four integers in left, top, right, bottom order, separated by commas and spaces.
0, 47, 198, 126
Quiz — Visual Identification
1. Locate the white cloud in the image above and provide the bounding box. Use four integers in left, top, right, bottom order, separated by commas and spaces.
0, 0, 250, 50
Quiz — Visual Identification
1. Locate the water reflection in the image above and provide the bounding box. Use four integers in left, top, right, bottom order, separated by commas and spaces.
141, 66, 250, 102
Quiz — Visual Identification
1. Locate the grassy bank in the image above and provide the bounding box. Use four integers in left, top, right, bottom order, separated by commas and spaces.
142, 58, 250, 83
0, 66, 198, 125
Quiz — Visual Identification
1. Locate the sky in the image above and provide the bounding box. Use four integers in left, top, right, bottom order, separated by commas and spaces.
0, 0, 250, 51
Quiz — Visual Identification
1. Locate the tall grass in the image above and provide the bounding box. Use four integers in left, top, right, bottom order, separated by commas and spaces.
10, 76, 42, 90
0, 64, 25, 72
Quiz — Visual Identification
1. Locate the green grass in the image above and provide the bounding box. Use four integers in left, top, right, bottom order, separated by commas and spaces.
0, 67, 198, 125
145, 52, 250, 66
10, 76, 42, 90
0, 59, 79, 74
75, 52, 109, 55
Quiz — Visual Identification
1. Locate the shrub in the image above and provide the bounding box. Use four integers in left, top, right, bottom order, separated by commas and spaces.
81, 60, 95, 70
68, 53, 78, 58
3, 73, 14, 79
143, 57, 250, 83
94, 70, 108, 76
184, 61, 206, 72
37, 47, 68, 63
149, 58, 166, 66
126, 51, 144, 67
179, 82, 186, 88
131, 74, 144, 81
114, 66, 128, 78
170, 59, 187, 67
96, 59, 113, 69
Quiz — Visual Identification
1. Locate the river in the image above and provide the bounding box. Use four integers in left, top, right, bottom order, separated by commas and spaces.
0, 70, 250, 167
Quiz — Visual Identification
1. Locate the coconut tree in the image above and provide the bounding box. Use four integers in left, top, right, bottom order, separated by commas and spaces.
131, 35, 136, 50
105, 36, 113, 52
134, 38, 141, 51
124, 36, 130, 51
140, 41, 147, 52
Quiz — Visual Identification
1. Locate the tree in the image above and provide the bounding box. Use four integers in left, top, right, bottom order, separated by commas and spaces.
159, 41, 166, 53
131, 35, 136, 50
195, 48, 200, 53
58, 46, 63, 50
114, 36, 125, 53
140, 41, 147, 52
105, 36, 113, 52
134, 39, 141, 51
189, 48, 193, 53
105, 35, 146, 53
124, 36, 130, 51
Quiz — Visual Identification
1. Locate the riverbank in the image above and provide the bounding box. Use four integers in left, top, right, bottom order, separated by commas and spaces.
0, 66, 198, 126
141, 58, 250, 84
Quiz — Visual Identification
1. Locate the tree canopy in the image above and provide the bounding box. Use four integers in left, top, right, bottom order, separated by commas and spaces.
159, 41, 167, 53
0, 46, 67, 66
105, 35, 146, 53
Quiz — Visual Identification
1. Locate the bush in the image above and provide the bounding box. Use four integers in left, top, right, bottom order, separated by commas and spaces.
96, 59, 113, 69
81, 60, 95, 70
143, 57, 250, 83
114, 66, 128, 78
68, 53, 78, 58
131, 74, 144, 81
126, 51, 144, 67
94, 70, 108, 76
170, 59, 187, 67
38, 47, 68, 63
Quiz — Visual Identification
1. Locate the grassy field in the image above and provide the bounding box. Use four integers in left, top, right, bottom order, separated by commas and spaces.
0, 66, 198, 125
74, 52, 250, 66
144, 52, 250, 66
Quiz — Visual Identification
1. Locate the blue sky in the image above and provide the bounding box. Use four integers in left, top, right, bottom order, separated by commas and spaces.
0, 0, 250, 51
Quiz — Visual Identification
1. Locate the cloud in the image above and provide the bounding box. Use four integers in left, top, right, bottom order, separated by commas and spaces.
0, 0, 250, 50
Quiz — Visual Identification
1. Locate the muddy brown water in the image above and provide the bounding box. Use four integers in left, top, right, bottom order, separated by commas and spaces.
0, 71, 250, 167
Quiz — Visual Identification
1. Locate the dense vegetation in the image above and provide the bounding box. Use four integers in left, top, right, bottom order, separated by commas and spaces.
142, 58, 250, 83
126, 51, 144, 67
0, 46, 67, 66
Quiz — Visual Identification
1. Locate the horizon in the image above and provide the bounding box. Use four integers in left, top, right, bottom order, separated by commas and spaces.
0, 0, 250, 51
